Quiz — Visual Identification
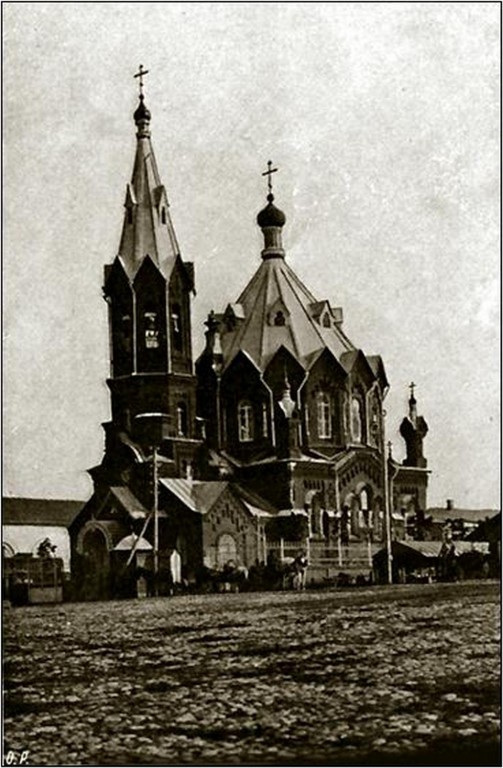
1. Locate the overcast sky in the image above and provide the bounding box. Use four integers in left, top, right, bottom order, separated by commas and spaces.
3, 3, 500, 508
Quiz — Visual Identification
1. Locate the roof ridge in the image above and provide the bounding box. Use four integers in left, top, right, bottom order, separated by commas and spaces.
226, 261, 270, 367
279, 259, 326, 356
274, 261, 302, 360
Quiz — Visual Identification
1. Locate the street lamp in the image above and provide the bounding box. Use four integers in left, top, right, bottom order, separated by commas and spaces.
134, 413, 172, 597
381, 409, 393, 585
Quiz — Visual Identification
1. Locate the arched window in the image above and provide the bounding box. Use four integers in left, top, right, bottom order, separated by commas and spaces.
176, 402, 188, 437
317, 392, 332, 439
171, 303, 182, 351
274, 311, 286, 326
161, 207, 166, 225
359, 489, 369, 528
3, 542, 15, 558
144, 312, 159, 349
217, 533, 238, 568
351, 397, 363, 443
238, 401, 254, 442
323, 313, 331, 328
127, 208, 133, 225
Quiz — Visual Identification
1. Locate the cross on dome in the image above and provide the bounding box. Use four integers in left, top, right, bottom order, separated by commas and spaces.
262, 160, 278, 199
134, 64, 150, 98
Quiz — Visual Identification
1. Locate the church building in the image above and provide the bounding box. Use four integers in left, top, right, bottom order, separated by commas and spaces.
70, 79, 430, 599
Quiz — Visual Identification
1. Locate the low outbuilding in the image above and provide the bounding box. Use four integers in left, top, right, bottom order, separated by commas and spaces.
373, 539, 490, 584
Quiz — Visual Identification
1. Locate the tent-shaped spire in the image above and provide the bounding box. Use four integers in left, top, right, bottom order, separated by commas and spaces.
117, 87, 181, 281
214, 188, 356, 372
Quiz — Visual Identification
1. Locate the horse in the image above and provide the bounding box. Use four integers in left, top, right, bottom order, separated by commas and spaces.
200, 561, 249, 593
218, 561, 249, 593
267, 552, 308, 590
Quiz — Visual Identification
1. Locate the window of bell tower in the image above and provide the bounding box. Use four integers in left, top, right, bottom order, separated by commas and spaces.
144, 312, 159, 349
238, 401, 253, 442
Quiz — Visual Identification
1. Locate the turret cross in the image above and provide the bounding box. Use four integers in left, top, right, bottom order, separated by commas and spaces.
262, 160, 278, 195
409, 381, 416, 398
134, 64, 150, 97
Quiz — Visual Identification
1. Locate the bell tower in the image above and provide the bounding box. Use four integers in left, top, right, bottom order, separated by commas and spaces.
100, 68, 200, 482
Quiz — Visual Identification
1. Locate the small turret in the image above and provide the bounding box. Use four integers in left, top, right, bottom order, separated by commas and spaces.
400, 382, 428, 468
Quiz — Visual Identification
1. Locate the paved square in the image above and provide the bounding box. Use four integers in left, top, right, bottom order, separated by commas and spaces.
3, 582, 500, 765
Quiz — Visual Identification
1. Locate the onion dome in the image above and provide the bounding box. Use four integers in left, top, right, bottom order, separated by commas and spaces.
257, 193, 286, 229
134, 94, 151, 125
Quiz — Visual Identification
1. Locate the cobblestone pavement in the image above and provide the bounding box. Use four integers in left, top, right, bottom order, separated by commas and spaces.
3, 581, 501, 766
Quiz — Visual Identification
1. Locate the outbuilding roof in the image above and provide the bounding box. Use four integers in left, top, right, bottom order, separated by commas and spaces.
373, 539, 490, 562
159, 479, 277, 518
426, 508, 499, 524
109, 486, 149, 519
2, 497, 84, 527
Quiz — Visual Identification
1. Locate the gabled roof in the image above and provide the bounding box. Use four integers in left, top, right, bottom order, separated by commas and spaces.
109, 487, 149, 520
232, 483, 278, 515
340, 349, 377, 382
2, 498, 84, 527
160, 479, 228, 514
159, 479, 277, 517
394, 540, 442, 558
218, 257, 355, 372
366, 355, 389, 389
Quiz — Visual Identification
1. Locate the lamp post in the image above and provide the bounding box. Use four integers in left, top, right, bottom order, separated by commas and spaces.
134, 412, 172, 598
382, 409, 393, 585
152, 443, 159, 597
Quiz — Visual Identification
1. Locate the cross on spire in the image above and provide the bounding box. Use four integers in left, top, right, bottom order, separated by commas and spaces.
409, 381, 416, 399
262, 160, 278, 196
134, 64, 149, 97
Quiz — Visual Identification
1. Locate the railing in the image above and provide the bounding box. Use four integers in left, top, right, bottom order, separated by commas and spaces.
266, 540, 307, 560
266, 539, 380, 570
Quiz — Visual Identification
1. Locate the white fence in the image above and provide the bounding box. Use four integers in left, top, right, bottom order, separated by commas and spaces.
266, 539, 379, 571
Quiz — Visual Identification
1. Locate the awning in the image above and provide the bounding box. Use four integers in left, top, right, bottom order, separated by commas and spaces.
113, 534, 153, 552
